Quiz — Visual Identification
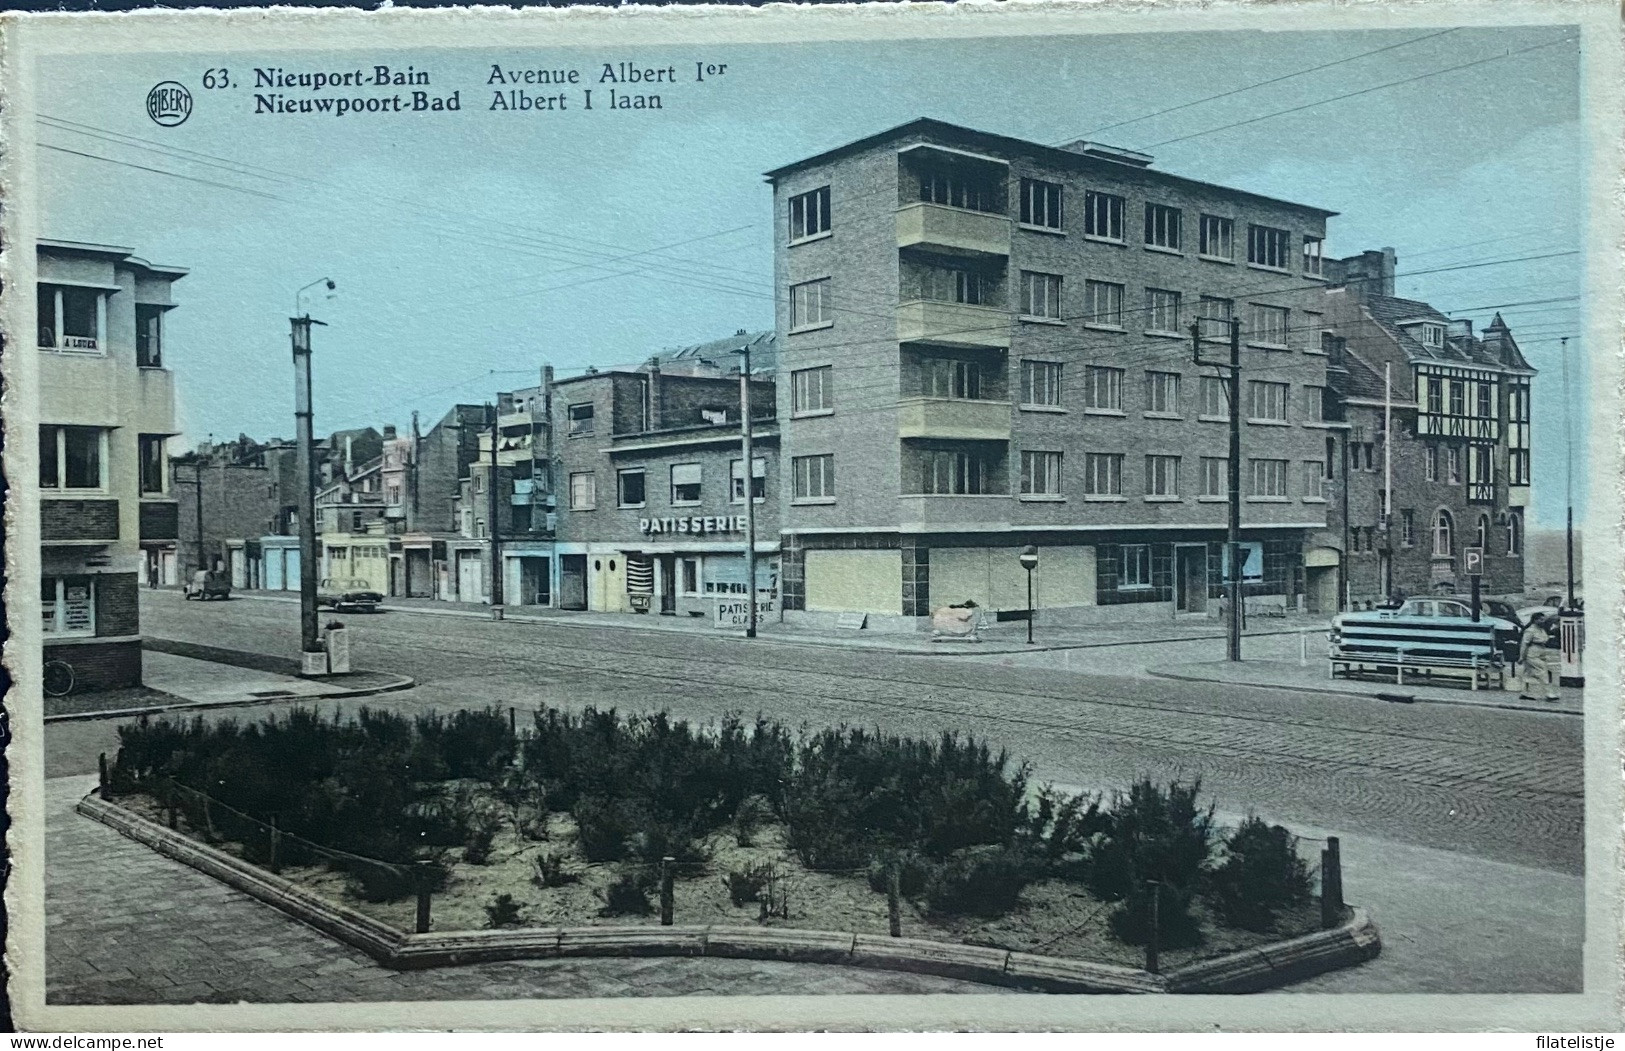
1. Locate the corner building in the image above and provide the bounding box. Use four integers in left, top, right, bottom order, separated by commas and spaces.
768, 119, 1338, 627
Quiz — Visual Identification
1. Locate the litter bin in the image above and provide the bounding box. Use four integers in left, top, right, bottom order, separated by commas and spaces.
1559, 607, 1584, 687
325, 621, 351, 675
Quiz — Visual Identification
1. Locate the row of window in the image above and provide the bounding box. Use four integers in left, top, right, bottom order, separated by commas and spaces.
39, 426, 168, 494
1352, 509, 1524, 558
787, 180, 1326, 276
36, 284, 166, 366
569, 459, 768, 511
1423, 443, 1497, 486
1424, 376, 1499, 418
1012, 452, 1322, 500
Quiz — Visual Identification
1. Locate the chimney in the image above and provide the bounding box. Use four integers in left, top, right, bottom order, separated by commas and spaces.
645, 356, 663, 431
1448, 319, 1474, 340
1057, 140, 1155, 168
383, 424, 398, 440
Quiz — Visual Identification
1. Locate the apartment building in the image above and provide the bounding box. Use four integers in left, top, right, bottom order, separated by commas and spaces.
550, 345, 778, 615
1320, 249, 1533, 606
37, 239, 185, 689
765, 119, 1337, 627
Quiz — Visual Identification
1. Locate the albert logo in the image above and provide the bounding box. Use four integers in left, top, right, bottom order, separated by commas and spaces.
146, 81, 193, 126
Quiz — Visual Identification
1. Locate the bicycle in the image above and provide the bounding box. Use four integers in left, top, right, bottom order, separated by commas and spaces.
42, 658, 76, 698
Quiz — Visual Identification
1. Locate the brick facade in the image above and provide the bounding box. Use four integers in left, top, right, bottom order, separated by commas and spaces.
44, 639, 142, 690
41, 499, 119, 542
94, 572, 140, 638
138, 500, 179, 541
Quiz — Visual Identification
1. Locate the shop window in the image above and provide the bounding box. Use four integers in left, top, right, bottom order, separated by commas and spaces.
41, 575, 95, 637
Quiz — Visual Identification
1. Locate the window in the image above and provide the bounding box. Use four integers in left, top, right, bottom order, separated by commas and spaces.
1507, 512, 1523, 556
1020, 271, 1062, 319
1401, 509, 1416, 546
1475, 513, 1490, 550
1303, 310, 1326, 351
617, 469, 646, 508
1084, 366, 1123, 411
920, 450, 992, 495
1302, 461, 1325, 499
138, 435, 166, 495
1302, 385, 1324, 422
1247, 381, 1288, 422
1199, 376, 1229, 417
1200, 457, 1228, 497
1083, 452, 1123, 496
1247, 224, 1291, 269
1469, 444, 1494, 485
918, 169, 998, 213
136, 305, 164, 367
1446, 445, 1461, 484
1426, 377, 1443, 414
1119, 545, 1151, 589
1249, 303, 1290, 347
568, 402, 594, 437
792, 454, 835, 500
472, 471, 485, 494
1146, 288, 1182, 333
1198, 214, 1234, 259
791, 366, 833, 415
917, 265, 993, 306
1425, 444, 1438, 482
1020, 450, 1062, 496
1144, 203, 1182, 250
1448, 380, 1465, 416
1422, 323, 1446, 348
37, 285, 102, 350
1020, 360, 1062, 407
41, 575, 95, 637
1510, 384, 1531, 422
790, 279, 831, 329
731, 457, 766, 503
1475, 383, 1493, 418
1325, 436, 1337, 479
1509, 448, 1531, 486
1433, 510, 1454, 557
39, 426, 105, 490
1146, 455, 1180, 497
920, 357, 982, 400
670, 463, 702, 505
1020, 178, 1063, 230
1083, 190, 1124, 240
789, 186, 830, 241
1248, 458, 1288, 497
680, 558, 700, 595
1303, 236, 1324, 275
1146, 371, 1180, 415
1084, 280, 1124, 327
1198, 296, 1234, 340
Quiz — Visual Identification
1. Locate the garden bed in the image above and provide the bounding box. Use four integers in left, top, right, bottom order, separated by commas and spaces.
103, 706, 1334, 978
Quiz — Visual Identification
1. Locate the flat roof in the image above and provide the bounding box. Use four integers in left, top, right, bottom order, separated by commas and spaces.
38, 238, 189, 278
763, 117, 1339, 219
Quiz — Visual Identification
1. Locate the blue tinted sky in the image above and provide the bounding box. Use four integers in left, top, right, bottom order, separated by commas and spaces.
36, 25, 1584, 524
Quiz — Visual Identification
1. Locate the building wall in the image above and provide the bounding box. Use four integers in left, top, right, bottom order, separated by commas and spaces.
174, 462, 277, 578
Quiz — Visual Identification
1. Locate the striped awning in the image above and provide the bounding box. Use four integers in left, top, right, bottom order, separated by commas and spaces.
625, 555, 654, 594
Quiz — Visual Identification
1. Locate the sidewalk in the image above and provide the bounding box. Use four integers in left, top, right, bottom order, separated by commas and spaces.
43, 648, 415, 724
1152, 658, 1583, 715
228, 588, 1328, 656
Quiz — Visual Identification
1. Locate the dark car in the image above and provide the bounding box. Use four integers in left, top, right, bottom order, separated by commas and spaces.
183, 570, 231, 601
317, 577, 384, 613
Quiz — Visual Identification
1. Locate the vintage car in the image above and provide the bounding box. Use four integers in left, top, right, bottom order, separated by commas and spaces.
317, 577, 385, 613
183, 569, 231, 601
1331, 597, 1521, 666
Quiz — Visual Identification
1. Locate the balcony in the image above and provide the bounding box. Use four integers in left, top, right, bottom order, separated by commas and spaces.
498, 410, 532, 430
1508, 485, 1530, 508
897, 397, 1011, 441
896, 202, 1011, 259
897, 299, 1011, 350
897, 493, 1012, 533
511, 478, 536, 506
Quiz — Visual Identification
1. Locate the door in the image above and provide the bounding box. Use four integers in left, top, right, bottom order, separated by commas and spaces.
285, 548, 300, 590
457, 553, 484, 603
230, 548, 247, 589
1176, 546, 1208, 613
160, 549, 178, 587
560, 554, 587, 610
658, 555, 678, 614
1305, 566, 1338, 615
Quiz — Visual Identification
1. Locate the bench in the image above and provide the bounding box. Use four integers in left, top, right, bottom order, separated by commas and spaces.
1329, 648, 1502, 691
1329, 618, 1504, 691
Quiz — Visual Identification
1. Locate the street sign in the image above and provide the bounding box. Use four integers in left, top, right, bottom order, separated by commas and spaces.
1463, 547, 1484, 577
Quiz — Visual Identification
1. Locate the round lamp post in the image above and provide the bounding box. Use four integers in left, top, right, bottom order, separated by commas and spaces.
1019, 545, 1039, 645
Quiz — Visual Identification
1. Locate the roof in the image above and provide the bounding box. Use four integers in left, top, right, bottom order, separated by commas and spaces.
1363, 296, 1535, 372
38, 238, 189, 278
657, 330, 776, 374
1329, 348, 1393, 401
763, 117, 1338, 219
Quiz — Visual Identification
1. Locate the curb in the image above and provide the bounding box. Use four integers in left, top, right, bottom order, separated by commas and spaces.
1147, 667, 1582, 717
44, 672, 417, 724
77, 792, 1378, 994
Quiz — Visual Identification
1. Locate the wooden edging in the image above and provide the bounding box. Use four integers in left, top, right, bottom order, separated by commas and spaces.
77, 793, 1377, 994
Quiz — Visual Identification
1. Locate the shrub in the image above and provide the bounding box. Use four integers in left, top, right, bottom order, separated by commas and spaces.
572, 795, 637, 862
1087, 779, 1214, 947
924, 846, 1037, 917
597, 870, 655, 917
462, 808, 502, 865
533, 850, 579, 888
865, 851, 935, 899
734, 794, 775, 847
484, 892, 525, 929
723, 862, 775, 907
1205, 817, 1314, 932
1023, 786, 1106, 875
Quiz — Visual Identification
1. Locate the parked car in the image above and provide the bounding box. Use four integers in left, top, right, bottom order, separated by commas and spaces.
317, 577, 384, 613
1433, 596, 1525, 629
1332, 598, 1521, 665
183, 569, 231, 601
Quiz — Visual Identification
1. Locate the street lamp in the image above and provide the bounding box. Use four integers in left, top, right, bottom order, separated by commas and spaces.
291, 278, 335, 674
1019, 545, 1039, 645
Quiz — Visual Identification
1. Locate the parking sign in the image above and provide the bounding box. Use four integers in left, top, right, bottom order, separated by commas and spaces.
1464, 547, 1484, 577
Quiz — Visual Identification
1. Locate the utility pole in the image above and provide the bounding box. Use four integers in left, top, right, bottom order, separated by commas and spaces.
1381, 361, 1393, 600
736, 342, 758, 639
488, 401, 504, 618
290, 315, 325, 666
408, 410, 421, 532
189, 462, 206, 575
1192, 317, 1243, 662
1561, 336, 1575, 609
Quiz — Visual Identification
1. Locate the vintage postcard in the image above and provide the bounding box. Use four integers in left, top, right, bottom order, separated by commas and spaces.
2, 0, 1620, 1033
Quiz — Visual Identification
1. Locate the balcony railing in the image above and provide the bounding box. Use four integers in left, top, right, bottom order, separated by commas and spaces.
897, 299, 1011, 350
896, 202, 1012, 259
897, 397, 1011, 441
897, 493, 1012, 532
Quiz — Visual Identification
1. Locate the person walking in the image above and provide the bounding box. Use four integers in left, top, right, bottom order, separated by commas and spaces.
1519, 613, 1562, 701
